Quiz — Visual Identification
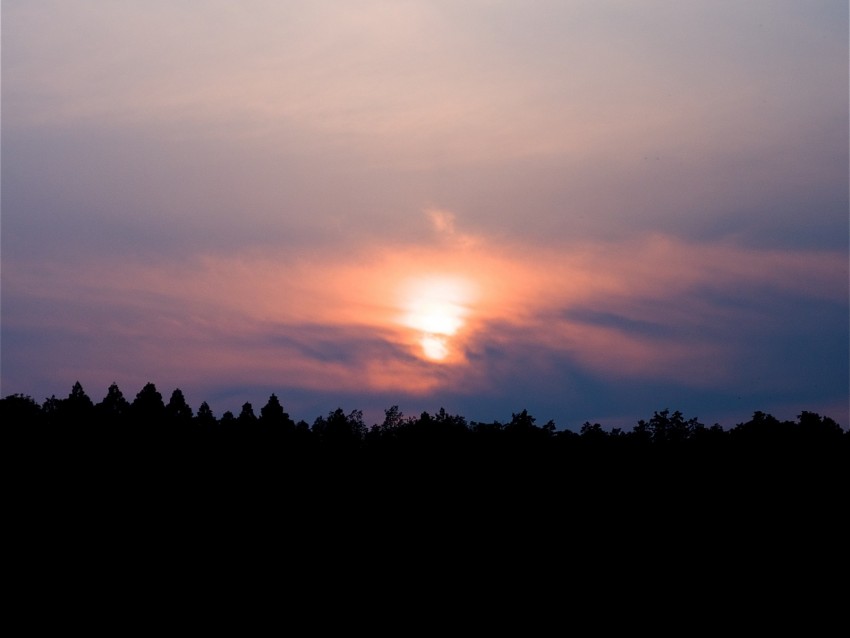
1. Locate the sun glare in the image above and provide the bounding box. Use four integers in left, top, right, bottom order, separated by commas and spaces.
401, 276, 475, 362
406, 299, 464, 335
421, 334, 450, 360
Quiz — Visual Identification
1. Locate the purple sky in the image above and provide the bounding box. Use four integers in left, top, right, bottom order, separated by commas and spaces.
3, 1, 848, 430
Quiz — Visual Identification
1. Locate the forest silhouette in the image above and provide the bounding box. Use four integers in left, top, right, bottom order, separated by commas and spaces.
5, 379, 847, 585
5, 380, 846, 492
5, 379, 846, 447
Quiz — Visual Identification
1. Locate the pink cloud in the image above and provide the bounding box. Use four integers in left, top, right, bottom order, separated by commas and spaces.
5, 214, 844, 401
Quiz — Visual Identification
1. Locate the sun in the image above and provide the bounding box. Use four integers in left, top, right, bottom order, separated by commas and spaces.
406, 298, 464, 336
401, 276, 475, 362
420, 334, 450, 361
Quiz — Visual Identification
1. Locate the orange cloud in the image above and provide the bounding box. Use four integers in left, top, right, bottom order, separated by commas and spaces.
6, 217, 844, 399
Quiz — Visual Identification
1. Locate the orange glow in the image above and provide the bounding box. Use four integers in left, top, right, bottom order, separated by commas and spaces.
400, 275, 477, 362
17, 226, 844, 398
420, 335, 449, 361
407, 300, 464, 335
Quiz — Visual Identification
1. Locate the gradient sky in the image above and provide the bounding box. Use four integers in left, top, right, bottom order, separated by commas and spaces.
3, 1, 848, 430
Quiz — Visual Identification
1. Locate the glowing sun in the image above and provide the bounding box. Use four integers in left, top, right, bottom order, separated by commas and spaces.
401, 276, 475, 361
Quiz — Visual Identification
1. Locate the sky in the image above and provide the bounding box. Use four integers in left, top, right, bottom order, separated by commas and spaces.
2, 0, 848, 431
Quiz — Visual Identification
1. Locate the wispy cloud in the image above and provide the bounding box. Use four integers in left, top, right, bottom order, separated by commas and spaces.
5, 206, 844, 403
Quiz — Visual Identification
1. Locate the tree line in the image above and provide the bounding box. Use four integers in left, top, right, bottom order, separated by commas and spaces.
4, 379, 846, 545
3, 379, 846, 456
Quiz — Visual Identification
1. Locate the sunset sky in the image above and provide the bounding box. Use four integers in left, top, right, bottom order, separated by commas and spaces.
3, 1, 848, 430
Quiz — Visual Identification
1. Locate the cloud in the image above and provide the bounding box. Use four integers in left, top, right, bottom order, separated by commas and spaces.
5, 206, 844, 407
427, 209, 456, 236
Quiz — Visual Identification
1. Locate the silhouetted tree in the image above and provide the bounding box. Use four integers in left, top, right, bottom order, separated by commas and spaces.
382, 405, 406, 430
312, 408, 364, 450
628, 418, 653, 447
0, 393, 43, 428
165, 388, 194, 426
294, 419, 313, 446
395, 408, 471, 461
580, 421, 607, 440
505, 409, 554, 448
195, 402, 217, 427
61, 381, 95, 425
509, 409, 536, 431
432, 407, 468, 436
635, 409, 702, 445
796, 411, 844, 442
366, 405, 414, 448
237, 402, 258, 427
259, 393, 295, 431
41, 395, 63, 429
95, 382, 130, 427
732, 411, 788, 440
131, 382, 166, 427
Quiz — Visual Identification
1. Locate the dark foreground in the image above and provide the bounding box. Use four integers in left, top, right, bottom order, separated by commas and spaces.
5, 399, 847, 620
